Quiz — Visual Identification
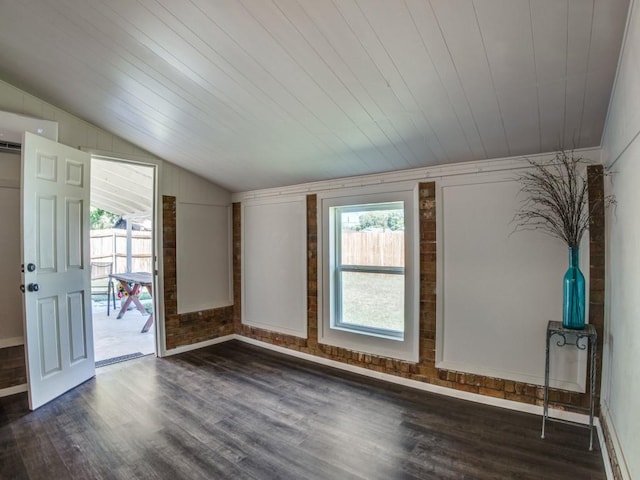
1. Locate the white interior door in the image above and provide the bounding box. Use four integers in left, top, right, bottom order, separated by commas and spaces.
21, 131, 94, 410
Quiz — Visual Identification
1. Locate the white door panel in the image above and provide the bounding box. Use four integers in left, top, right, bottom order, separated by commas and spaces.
22, 131, 94, 410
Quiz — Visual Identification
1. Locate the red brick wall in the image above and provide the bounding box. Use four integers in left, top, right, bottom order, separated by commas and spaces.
230, 174, 606, 412
587, 165, 605, 410
162, 195, 234, 350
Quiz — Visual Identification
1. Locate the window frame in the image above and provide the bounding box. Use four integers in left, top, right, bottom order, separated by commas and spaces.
318, 183, 419, 363
331, 201, 405, 340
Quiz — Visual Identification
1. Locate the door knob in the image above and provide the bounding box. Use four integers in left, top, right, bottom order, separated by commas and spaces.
27, 283, 39, 292
27, 263, 36, 272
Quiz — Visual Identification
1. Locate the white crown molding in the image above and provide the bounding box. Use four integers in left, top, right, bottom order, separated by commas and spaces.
232, 147, 602, 202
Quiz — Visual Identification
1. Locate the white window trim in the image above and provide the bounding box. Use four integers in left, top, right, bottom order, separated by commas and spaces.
318, 182, 419, 363
331, 201, 405, 339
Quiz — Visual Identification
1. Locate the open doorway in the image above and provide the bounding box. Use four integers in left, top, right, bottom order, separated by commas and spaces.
89, 157, 157, 367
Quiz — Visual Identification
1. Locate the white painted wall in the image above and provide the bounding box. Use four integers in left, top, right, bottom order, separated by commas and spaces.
234, 149, 599, 389
176, 203, 231, 312
600, 1, 640, 477
163, 162, 233, 314
0, 151, 22, 345
242, 197, 307, 337
437, 172, 589, 390
0, 79, 233, 357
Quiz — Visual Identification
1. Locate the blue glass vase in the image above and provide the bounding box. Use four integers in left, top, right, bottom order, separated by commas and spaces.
562, 246, 586, 329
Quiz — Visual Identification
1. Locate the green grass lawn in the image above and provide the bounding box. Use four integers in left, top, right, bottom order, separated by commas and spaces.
340, 272, 404, 332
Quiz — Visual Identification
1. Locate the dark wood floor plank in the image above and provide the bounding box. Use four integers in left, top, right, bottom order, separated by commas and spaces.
0, 340, 606, 479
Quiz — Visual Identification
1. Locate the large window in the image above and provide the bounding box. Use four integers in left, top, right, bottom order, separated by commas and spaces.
331, 202, 405, 339
319, 185, 418, 362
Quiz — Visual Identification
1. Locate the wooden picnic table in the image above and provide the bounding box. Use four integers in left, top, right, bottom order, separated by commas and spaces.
109, 272, 154, 333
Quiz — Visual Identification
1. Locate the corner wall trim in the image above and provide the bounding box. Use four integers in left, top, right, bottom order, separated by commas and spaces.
0, 383, 27, 398
600, 403, 632, 479
596, 418, 615, 480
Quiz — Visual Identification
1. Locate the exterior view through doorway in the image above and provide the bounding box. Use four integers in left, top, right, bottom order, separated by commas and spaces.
90, 157, 157, 367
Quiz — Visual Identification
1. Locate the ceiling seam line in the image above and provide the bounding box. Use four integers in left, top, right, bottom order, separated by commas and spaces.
528, 0, 543, 153
576, 0, 596, 148
471, 0, 511, 157
353, 0, 449, 162
406, 0, 479, 161
330, 0, 440, 164
426, 0, 489, 160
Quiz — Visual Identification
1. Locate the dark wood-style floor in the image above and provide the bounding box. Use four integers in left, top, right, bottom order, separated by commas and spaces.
1, 341, 606, 479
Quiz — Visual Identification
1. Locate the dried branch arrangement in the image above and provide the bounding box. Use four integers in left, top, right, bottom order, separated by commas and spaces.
513, 150, 611, 248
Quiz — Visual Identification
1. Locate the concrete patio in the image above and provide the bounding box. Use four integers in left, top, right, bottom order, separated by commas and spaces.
91, 298, 155, 364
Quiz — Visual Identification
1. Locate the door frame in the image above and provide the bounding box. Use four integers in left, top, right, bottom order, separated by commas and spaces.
86, 150, 165, 357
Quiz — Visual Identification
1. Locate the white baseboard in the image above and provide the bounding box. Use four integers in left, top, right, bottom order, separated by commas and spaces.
0, 336, 24, 349
162, 335, 235, 357
142, 334, 624, 476
164, 334, 597, 427
234, 335, 592, 425
596, 418, 614, 480
600, 403, 632, 480
0, 383, 27, 398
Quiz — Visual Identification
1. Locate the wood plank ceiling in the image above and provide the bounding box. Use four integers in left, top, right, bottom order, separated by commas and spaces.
91, 159, 154, 217
0, 0, 630, 192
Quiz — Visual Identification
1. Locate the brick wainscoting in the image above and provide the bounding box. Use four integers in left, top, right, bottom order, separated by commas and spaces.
231, 172, 606, 412
587, 165, 606, 412
0, 345, 26, 391
162, 196, 234, 350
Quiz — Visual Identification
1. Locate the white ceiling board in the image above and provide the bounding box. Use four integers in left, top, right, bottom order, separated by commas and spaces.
290, 0, 389, 121
564, 73, 590, 147
0, 0, 630, 192
531, 0, 569, 85
333, 1, 415, 111
362, 0, 475, 163
590, 0, 631, 70
248, 0, 376, 127
374, 118, 420, 168
474, 0, 537, 93
406, 0, 487, 160
429, 0, 511, 159
0, 6, 229, 162
90, 159, 153, 216
567, 0, 595, 77
497, 86, 541, 156
83, 0, 265, 134
538, 79, 569, 150
580, 69, 619, 146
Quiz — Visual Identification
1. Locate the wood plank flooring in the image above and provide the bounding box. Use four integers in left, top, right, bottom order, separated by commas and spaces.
0, 341, 606, 479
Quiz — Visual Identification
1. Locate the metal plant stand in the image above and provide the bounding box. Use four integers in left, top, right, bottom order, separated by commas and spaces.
541, 320, 597, 450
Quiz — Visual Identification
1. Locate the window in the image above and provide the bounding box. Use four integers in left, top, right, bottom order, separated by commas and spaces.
319, 185, 418, 362
331, 202, 405, 339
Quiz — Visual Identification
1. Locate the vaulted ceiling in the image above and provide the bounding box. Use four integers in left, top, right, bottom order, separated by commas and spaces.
0, 0, 630, 192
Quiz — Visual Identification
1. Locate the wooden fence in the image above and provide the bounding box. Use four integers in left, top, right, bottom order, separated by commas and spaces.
90, 229, 152, 273
91, 230, 401, 272
341, 231, 404, 267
